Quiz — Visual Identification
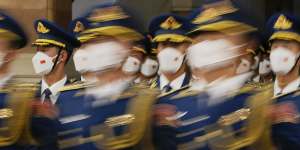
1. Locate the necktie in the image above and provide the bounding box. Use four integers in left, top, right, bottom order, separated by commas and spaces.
276, 92, 282, 96
163, 84, 172, 93
43, 88, 52, 104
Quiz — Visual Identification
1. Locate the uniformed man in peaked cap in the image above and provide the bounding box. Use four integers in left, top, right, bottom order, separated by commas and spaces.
55, 2, 158, 150
152, 0, 274, 149
265, 13, 300, 150
0, 12, 62, 150
148, 13, 192, 94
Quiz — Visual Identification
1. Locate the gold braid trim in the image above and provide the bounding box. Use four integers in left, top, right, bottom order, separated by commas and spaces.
209, 88, 275, 150
0, 83, 38, 146
103, 88, 159, 149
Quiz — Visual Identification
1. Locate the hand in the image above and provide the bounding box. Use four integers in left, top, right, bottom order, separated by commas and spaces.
31, 100, 59, 119
153, 104, 179, 127
267, 102, 299, 124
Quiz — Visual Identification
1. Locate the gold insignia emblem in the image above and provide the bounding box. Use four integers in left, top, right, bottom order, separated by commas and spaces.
73, 21, 85, 33
160, 16, 182, 30
105, 114, 135, 127
218, 108, 251, 126
88, 6, 129, 22
193, 4, 237, 24
0, 108, 13, 119
273, 14, 292, 30
37, 22, 50, 33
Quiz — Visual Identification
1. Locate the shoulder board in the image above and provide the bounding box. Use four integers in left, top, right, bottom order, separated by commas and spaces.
158, 85, 190, 98
117, 83, 154, 99
239, 83, 256, 93
117, 89, 138, 99
112, 84, 160, 101
170, 87, 202, 100
131, 81, 149, 89
59, 81, 95, 92
8, 82, 40, 92
226, 83, 257, 98
68, 78, 78, 84
273, 87, 300, 100
260, 82, 274, 90
249, 82, 274, 91
0, 88, 9, 93
149, 77, 158, 89
10, 83, 40, 88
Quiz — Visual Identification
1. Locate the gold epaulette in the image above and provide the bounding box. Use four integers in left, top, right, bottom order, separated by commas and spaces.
117, 83, 158, 100
10, 83, 40, 89
132, 81, 150, 89
149, 77, 158, 89
0, 87, 9, 93
246, 81, 274, 91
68, 78, 78, 84
59, 81, 95, 92
239, 83, 257, 93
158, 85, 190, 99
226, 83, 257, 98
0, 83, 40, 93
170, 87, 202, 100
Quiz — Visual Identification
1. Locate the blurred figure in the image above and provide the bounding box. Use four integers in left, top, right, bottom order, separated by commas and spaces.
265, 13, 300, 150
57, 2, 158, 150
0, 12, 56, 150
0, 11, 28, 150
148, 14, 192, 93
122, 38, 147, 82
135, 34, 159, 84
68, 17, 90, 82
153, 1, 274, 150
148, 13, 192, 150
252, 46, 274, 84
32, 19, 80, 104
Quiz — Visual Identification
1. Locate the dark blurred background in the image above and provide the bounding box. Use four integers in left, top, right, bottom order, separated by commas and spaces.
0, 0, 297, 81
73, 0, 298, 32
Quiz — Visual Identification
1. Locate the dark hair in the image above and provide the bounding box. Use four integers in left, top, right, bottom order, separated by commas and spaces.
10, 39, 25, 49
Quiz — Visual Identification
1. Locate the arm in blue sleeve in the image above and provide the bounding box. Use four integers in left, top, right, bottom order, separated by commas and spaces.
272, 122, 300, 150
153, 125, 177, 150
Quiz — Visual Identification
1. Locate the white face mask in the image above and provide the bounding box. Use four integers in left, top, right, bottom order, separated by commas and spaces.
73, 41, 129, 73
236, 58, 251, 74
73, 50, 90, 73
157, 47, 185, 73
141, 57, 158, 77
259, 59, 271, 75
187, 39, 246, 71
270, 47, 300, 75
32, 51, 57, 75
122, 56, 141, 75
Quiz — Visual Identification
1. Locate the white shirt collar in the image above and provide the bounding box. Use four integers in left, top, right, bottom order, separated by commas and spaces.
159, 73, 186, 91
274, 77, 300, 96
41, 76, 67, 104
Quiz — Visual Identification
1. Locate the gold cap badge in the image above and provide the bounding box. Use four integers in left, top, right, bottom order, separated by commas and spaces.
160, 16, 182, 30
274, 15, 292, 30
37, 22, 50, 33
74, 21, 85, 33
